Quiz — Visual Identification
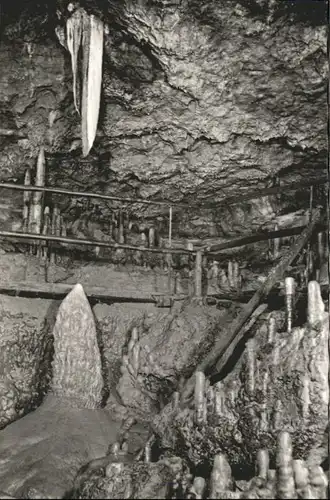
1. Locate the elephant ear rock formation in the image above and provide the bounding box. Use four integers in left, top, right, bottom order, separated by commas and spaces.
0, 284, 121, 499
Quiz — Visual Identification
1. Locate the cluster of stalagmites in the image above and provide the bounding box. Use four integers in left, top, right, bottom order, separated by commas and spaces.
152, 280, 328, 468
202, 433, 328, 499
72, 431, 328, 499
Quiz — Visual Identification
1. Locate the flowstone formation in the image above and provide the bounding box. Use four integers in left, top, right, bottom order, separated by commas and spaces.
0, 284, 123, 498
101, 300, 237, 422
151, 281, 329, 471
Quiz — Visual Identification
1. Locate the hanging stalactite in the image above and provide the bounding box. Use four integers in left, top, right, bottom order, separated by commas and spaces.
56, 7, 104, 158
81, 13, 104, 157
66, 8, 83, 114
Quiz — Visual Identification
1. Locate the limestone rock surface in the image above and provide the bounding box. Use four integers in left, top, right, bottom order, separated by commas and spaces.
0, 1, 327, 238
0, 295, 55, 429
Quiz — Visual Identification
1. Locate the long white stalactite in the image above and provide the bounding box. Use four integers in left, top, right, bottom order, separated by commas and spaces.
57, 7, 104, 158
66, 9, 83, 114
81, 13, 104, 157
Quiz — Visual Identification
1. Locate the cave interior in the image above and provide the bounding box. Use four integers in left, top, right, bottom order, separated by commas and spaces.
0, 0, 328, 498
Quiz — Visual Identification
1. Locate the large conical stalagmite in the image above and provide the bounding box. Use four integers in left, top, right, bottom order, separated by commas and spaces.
51, 283, 104, 408
81, 13, 104, 157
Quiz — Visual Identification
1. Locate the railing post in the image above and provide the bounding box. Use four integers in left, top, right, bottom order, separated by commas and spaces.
195, 250, 203, 298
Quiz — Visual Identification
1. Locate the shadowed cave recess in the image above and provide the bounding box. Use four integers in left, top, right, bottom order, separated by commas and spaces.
0, 0, 329, 498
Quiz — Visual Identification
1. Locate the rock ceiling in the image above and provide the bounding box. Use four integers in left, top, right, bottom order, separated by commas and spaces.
0, 0, 327, 238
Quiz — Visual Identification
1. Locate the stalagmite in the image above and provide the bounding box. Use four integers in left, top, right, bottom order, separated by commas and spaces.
273, 223, 280, 259
293, 460, 310, 498
189, 477, 206, 499
31, 147, 46, 235
308, 465, 328, 499
232, 260, 240, 290
255, 359, 260, 387
140, 231, 148, 268
228, 380, 238, 407
23, 203, 30, 233
60, 218, 67, 238
109, 212, 116, 241
174, 271, 183, 294
121, 355, 136, 379
157, 236, 164, 270
273, 399, 283, 430
55, 209, 61, 265
128, 327, 138, 354
120, 441, 128, 454
148, 226, 155, 248
301, 375, 310, 422
51, 284, 104, 408
41, 206, 50, 260
214, 382, 225, 418
23, 168, 31, 232
165, 249, 173, 275
256, 449, 269, 479
227, 260, 234, 288
118, 210, 125, 244
81, 13, 104, 157
209, 454, 233, 499
206, 385, 215, 417
50, 205, 59, 264
260, 402, 268, 432
267, 316, 276, 343
219, 267, 230, 290
110, 441, 120, 458
262, 370, 269, 399
308, 248, 314, 277
132, 344, 140, 377
210, 260, 219, 280
194, 372, 205, 426
276, 432, 295, 499
195, 251, 203, 297
272, 344, 280, 367
246, 338, 256, 396
307, 280, 325, 328
144, 439, 152, 463
66, 9, 83, 113
284, 277, 295, 333
172, 391, 180, 409
317, 231, 325, 266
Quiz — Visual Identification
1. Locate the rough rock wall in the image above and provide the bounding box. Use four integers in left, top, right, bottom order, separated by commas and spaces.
0, 1, 327, 239
0, 294, 56, 429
